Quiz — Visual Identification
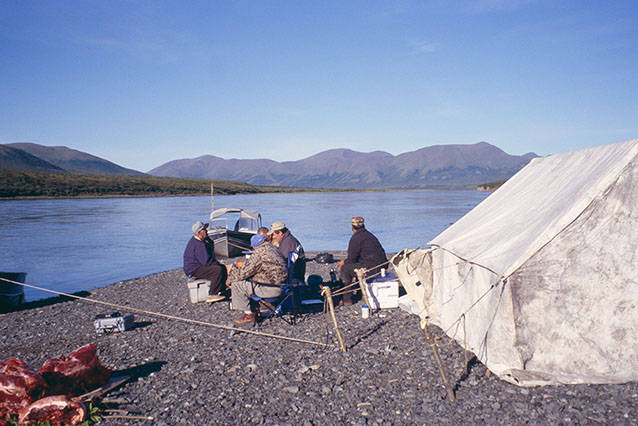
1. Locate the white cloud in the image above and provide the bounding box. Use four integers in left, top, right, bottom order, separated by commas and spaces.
411, 40, 437, 54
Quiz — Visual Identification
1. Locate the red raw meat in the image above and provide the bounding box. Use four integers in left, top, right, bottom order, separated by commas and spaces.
17, 395, 86, 426
0, 359, 47, 421
39, 344, 112, 395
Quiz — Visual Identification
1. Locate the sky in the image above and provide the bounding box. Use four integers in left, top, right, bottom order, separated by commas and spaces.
1, 1, 637, 172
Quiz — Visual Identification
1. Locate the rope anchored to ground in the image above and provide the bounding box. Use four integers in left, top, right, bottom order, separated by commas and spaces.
0, 277, 332, 348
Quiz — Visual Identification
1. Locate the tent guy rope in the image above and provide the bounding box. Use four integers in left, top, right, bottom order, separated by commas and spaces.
0, 276, 331, 348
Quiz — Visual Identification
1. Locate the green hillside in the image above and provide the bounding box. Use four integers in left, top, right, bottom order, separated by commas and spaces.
0, 168, 338, 198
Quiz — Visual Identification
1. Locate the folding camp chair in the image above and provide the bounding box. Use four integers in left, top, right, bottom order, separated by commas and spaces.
250, 284, 297, 325
249, 248, 304, 325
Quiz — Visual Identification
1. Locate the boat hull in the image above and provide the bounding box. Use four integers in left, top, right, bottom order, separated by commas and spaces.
0, 272, 26, 312
209, 230, 254, 258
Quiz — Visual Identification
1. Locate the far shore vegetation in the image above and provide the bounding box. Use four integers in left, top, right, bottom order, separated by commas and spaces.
476, 179, 507, 191
0, 168, 353, 199
0, 168, 504, 199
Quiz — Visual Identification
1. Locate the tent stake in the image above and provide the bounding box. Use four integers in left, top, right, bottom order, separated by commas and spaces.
355, 269, 372, 311
421, 320, 456, 402
322, 286, 346, 352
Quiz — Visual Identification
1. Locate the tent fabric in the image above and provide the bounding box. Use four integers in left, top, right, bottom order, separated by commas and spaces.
393, 139, 638, 386
430, 139, 638, 278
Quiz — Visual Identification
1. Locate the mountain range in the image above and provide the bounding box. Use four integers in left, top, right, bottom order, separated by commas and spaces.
148, 142, 537, 189
1, 141, 537, 189
0, 143, 144, 176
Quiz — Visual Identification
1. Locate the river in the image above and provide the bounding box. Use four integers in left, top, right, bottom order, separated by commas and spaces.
0, 190, 489, 301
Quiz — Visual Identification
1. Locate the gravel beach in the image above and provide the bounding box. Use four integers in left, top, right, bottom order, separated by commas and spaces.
2, 251, 637, 425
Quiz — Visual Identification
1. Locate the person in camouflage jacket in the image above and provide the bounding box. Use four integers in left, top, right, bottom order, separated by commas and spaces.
228, 233, 288, 325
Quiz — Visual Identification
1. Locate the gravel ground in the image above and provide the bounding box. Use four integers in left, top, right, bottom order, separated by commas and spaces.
2, 251, 637, 425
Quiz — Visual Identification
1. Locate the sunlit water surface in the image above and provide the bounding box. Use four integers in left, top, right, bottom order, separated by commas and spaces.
0, 191, 489, 301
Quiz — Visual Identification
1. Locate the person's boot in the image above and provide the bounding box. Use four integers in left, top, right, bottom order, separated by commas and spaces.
206, 294, 226, 303
233, 312, 256, 326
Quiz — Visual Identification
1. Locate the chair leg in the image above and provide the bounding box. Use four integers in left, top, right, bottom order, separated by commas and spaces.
251, 289, 301, 325
258, 299, 278, 314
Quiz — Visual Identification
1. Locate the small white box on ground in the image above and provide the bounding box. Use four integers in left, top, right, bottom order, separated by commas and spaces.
187, 278, 211, 303
364, 279, 399, 309
94, 312, 134, 334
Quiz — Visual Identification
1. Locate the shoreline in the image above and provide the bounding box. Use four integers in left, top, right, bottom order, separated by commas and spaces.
0, 185, 482, 201
9, 251, 352, 306
0, 190, 365, 201
2, 251, 636, 424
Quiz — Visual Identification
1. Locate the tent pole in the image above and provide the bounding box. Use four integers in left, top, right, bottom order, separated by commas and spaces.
355, 269, 372, 311
421, 320, 456, 402
322, 286, 346, 352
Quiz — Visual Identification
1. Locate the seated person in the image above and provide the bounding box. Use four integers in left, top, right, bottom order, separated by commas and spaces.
337, 216, 387, 305
227, 234, 288, 325
268, 221, 305, 282
183, 220, 228, 303
257, 226, 271, 243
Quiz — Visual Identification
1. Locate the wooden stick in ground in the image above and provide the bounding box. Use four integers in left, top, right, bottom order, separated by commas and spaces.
104, 415, 154, 421
420, 319, 456, 402
322, 286, 346, 352
355, 268, 372, 310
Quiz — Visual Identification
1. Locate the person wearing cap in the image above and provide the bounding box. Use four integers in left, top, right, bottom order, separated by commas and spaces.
227, 233, 288, 325
268, 221, 305, 282
336, 216, 387, 305
183, 220, 228, 303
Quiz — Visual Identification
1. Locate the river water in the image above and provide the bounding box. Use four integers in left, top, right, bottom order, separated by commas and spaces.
0, 190, 489, 301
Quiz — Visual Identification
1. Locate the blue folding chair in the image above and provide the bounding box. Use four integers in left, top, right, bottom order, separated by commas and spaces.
249, 283, 299, 324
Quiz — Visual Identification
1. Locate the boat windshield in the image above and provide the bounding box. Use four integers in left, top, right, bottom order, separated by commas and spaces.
210, 208, 262, 231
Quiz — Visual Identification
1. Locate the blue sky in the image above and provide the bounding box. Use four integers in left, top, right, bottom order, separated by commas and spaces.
1, 0, 637, 172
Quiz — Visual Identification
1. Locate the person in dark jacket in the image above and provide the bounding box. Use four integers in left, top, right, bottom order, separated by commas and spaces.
268, 221, 305, 282
183, 220, 228, 303
337, 216, 387, 305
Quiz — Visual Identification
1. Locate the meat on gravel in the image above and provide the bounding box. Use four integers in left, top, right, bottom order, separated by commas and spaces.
39, 343, 112, 395
18, 395, 86, 426
0, 358, 47, 421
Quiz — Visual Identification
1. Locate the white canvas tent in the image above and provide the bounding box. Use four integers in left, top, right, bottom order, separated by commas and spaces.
393, 139, 638, 386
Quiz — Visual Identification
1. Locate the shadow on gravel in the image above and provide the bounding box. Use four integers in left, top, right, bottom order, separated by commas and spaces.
348, 320, 389, 350
453, 354, 479, 393
300, 303, 325, 315
1, 291, 92, 314
115, 361, 167, 383
131, 321, 154, 331
286, 304, 325, 325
